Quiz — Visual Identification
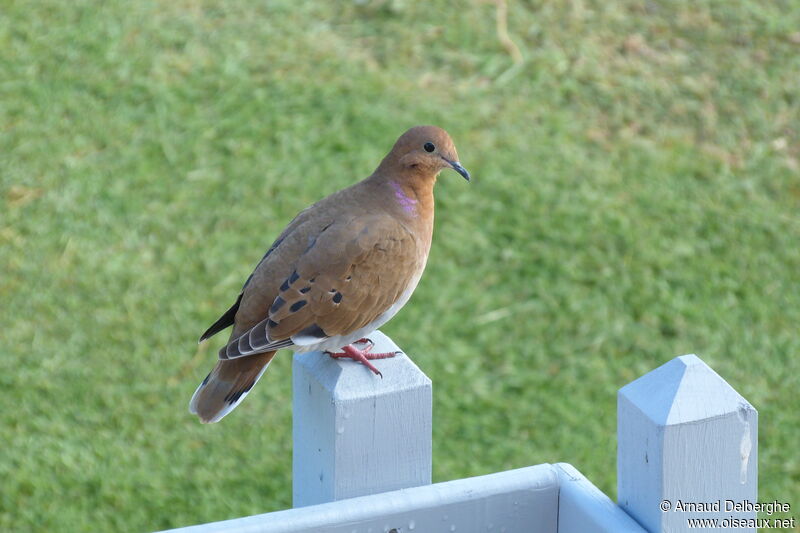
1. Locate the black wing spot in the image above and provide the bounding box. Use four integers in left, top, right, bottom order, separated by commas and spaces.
290, 300, 307, 313
280, 279, 290, 292
267, 319, 278, 328
289, 270, 300, 284
299, 286, 311, 294
270, 297, 286, 314
332, 292, 343, 304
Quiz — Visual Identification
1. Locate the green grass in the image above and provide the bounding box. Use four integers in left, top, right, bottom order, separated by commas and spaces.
2, 0, 799, 530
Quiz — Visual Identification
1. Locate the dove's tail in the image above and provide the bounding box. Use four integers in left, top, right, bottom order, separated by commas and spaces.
189, 351, 277, 423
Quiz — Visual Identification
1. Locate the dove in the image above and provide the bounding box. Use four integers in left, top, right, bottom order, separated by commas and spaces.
190, 125, 469, 423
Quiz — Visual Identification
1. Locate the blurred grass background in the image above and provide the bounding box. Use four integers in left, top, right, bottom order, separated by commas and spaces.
2, 0, 799, 530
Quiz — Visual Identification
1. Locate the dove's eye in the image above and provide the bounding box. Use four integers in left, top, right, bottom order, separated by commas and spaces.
423, 142, 435, 153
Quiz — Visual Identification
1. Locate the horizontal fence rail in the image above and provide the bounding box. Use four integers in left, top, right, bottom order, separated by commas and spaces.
164, 464, 560, 533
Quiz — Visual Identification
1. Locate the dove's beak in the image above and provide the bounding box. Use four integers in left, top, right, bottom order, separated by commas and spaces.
444, 158, 470, 181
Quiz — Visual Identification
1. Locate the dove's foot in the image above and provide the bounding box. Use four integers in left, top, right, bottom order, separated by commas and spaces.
326, 342, 400, 377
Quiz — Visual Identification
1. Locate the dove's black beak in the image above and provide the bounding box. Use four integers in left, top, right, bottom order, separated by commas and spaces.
444, 158, 470, 181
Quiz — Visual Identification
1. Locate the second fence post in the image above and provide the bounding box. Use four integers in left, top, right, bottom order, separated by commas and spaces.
292, 331, 433, 508
617, 354, 758, 532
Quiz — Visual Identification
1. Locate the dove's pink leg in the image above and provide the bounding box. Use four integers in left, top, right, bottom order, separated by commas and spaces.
326, 343, 400, 377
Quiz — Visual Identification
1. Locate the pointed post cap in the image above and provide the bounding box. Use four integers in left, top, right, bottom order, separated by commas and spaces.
619, 354, 755, 426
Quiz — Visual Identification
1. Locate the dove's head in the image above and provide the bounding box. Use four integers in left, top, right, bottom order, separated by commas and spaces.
383, 125, 470, 182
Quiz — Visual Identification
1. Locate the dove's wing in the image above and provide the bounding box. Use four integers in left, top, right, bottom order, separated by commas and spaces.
219, 214, 421, 359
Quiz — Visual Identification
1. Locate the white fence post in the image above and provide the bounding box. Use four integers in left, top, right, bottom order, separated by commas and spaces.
292, 330, 432, 507
617, 354, 758, 532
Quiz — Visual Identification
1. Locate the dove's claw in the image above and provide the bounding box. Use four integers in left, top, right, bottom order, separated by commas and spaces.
354, 338, 375, 349
326, 343, 398, 376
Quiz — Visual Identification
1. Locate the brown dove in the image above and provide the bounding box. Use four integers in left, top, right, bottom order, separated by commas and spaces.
190, 125, 469, 423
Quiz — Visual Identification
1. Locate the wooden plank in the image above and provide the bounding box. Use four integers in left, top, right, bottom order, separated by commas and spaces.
292, 331, 432, 507
159, 464, 560, 533
617, 354, 758, 532
555, 463, 645, 533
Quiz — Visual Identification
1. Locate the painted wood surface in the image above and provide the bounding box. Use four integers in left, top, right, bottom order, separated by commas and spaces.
160, 464, 560, 533
292, 331, 432, 507
617, 354, 758, 532
159, 346, 760, 533
555, 463, 646, 533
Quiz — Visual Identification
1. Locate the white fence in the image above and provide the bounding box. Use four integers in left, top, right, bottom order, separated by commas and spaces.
161, 331, 758, 533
